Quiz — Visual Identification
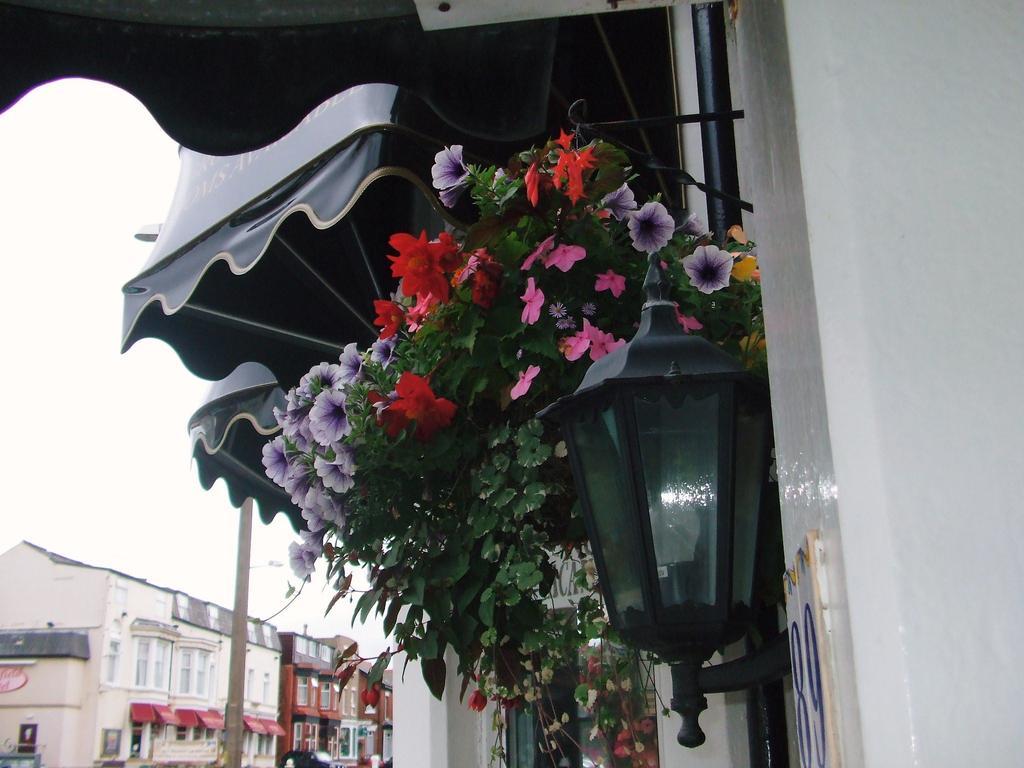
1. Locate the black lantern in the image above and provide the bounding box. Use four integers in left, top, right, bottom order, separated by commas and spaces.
540, 255, 782, 747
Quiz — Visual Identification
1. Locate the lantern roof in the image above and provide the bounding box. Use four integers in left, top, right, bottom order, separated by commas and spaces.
540, 256, 749, 421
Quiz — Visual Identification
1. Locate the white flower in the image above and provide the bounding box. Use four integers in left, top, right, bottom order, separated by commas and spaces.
635, 742, 645, 753
606, 679, 616, 692
586, 689, 599, 709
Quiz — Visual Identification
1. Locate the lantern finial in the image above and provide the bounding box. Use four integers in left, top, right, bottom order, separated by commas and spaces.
642, 253, 674, 309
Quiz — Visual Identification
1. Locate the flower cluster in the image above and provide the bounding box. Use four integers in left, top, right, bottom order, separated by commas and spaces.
264, 132, 765, 737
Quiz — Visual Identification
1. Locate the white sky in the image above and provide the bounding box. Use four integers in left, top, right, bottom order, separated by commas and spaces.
0, 79, 387, 657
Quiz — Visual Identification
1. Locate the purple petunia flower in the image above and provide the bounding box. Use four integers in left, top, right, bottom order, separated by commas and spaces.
315, 446, 357, 493
581, 302, 597, 317
288, 530, 322, 580
262, 437, 289, 486
431, 145, 468, 190
682, 211, 707, 236
284, 463, 314, 507
301, 506, 326, 533
309, 389, 350, 447
297, 363, 343, 399
682, 245, 733, 294
371, 390, 398, 417
338, 343, 364, 383
601, 183, 638, 221
432, 145, 469, 209
439, 183, 467, 209
548, 302, 567, 319
370, 337, 397, 368
628, 202, 676, 254
556, 317, 577, 331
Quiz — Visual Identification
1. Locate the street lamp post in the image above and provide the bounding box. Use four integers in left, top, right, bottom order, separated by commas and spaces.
540, 254, 787, 747
225, 501, 283, 768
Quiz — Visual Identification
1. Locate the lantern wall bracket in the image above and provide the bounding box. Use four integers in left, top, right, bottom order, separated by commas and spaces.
670, 631, 792, 748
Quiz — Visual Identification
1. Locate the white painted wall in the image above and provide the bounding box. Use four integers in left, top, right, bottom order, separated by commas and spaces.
732, 1, 1024, 765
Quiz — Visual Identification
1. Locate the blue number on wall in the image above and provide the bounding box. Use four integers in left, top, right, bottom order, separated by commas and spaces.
790, 618, 811, 767
803, 602, 826, 767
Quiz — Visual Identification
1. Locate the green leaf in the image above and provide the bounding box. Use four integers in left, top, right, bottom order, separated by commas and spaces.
493, 488, 516, 508
574, 683, 590, 705
422, 657, 447, 700
407, 576, 426, 606
383, 598, 404, 636
354, 590, 378, 624
367, 651, 391, 686
479, 588, 496, 626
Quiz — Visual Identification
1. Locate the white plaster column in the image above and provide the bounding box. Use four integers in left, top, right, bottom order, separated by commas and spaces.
732, 1, 1024, 765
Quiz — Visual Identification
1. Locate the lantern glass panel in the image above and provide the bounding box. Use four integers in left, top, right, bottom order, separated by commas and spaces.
570, 404, 647, 627
731, 399, 769, 607
633, 388, 720, 609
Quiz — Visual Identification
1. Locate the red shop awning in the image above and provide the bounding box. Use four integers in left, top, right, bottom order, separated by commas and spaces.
200, 710, 226, 730
259, 719, 286, 737
175, 709, 201, 728
153, 704, 181, 726
242, 715, 267, 734
130, 703, 156, 723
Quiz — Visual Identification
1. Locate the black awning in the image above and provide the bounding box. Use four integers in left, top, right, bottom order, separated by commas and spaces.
0, 2, 557, 154
189, 362, 299, 530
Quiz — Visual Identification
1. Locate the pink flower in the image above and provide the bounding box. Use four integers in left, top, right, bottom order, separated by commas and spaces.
594, 269, 626, 298
674, 304, 704, 333
457, 253, 480, 284
522, 235, 554, 271
562, 320, 593, 361
520, 277, 545, 325
587, 323, 625, 361
544, 244, 587, 273
406, 293, 438, 332
510, 365, 541, 400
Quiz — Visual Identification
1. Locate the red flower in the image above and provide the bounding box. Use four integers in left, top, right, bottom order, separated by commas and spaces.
468, 689, 488, 712
361, 684, 381, 708
387, 372, 457, 442
525, 162, 541, 207
373, 300, 405, 339
470, 252, 503, 309
433, 231, 462, 272
555, 129, 574, 150
552, 146, 597, 205
388, 231, 450, 302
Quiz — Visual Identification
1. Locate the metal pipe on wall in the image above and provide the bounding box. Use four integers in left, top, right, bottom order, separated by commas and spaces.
692, 2, 742, 238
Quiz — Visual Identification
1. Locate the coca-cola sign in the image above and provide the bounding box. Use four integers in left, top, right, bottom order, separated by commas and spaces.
0, 667, 28, 693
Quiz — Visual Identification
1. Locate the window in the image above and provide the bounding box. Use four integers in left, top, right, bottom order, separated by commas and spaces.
114, 581, 127, 604
104, 638, 120, 684
208, 604, 219, 623
134, 637, 170, 689
262, 624, 271, 644
196, 651, 209, 696
153, 641, 168, 690
175, 593, 189, 614
292, 723, 302, 749
130, 724, 142, 756
134, 639, 150, 687
247, 622, 258, 644
209, 662, 217, 698
175, 725, 187, 741
321, 644, 333, 662
246, 668, 255, 701
180, 650, 193, 694
295, 636, 307, 655
338, 726, 355, 759
296, 677, 308, 706
320, 679, 331, 709
263, 672, 270, 704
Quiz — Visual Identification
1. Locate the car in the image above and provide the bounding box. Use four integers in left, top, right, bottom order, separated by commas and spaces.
278, 751, 336, 768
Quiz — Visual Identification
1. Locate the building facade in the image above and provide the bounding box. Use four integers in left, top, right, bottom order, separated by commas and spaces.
276, 633, 393, 765
0, 541, 285, 767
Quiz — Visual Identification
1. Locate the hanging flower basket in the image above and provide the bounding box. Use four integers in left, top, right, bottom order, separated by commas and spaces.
263, 131, 764, 763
